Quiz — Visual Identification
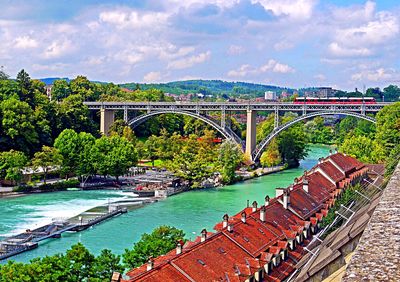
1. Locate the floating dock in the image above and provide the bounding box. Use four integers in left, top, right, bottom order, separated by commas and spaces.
0, 206, 127, 260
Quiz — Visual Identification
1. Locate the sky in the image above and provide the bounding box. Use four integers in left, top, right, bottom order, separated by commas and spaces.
0, 0, 399, 90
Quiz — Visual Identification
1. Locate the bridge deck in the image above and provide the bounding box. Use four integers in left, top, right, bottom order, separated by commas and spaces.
84, 101, 389, 112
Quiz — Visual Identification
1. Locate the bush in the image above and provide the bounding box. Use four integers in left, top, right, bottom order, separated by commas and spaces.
15, 179, 80, 192
39, 179, 80, 191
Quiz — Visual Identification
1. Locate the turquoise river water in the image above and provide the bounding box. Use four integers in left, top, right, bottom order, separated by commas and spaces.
0, 145, 330, 263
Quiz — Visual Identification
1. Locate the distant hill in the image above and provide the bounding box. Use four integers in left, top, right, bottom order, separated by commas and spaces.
39, 77, 70, 85
120, 80, 293, 97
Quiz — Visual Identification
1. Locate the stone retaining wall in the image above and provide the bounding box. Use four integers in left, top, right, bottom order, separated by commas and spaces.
343, 161, 400, 281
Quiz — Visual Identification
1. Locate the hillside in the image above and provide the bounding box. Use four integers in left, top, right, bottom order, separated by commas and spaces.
120, 80, 293, 97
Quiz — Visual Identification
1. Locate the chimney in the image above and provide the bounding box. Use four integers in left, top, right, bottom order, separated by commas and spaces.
227, 224, 233, 232
176, 241, 182, 255
223, 214, 229, 228
265, 195, 270, 206
260, 205, 266, 222
111, 272, 122, 282
283, 189, 290, 209
201, 229, 207, 242
147, 258, 154, 271
241, 211, 246, 223
252, 201, 258, 212
303, 178, 309, 193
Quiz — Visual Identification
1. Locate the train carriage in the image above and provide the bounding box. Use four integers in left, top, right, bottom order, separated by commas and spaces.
293, 97, 376, 104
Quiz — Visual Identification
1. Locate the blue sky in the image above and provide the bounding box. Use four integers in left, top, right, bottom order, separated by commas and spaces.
0, 0, 399, 90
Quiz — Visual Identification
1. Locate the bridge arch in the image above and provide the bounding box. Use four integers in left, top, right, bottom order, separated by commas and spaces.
252, 111, 376, 162
128, 110, 244, 149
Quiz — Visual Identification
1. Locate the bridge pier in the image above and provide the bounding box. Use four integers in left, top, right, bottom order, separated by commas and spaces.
100, 108, 115, 135
245, 110, 257, 159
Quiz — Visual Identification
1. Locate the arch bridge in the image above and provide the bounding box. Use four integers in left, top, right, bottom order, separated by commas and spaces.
84, 101, 389, 162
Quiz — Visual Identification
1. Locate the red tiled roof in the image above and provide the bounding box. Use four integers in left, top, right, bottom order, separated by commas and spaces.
292, 182, 330, 206
222, 217, 281, 257
171, 232, 260, 282
328, 153, 363, 174
250, 200, 304, 236
305, 171, 337, 193
316, 161, 345, 183
129, 263, 191, 282
283, 187, 324, 220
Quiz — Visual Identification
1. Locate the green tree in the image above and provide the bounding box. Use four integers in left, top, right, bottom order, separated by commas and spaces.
143, 135, 161, 167
278, 115, 308, 168
66, 243, 95, 281
383, 85, 400, 102
217, 140, 243, 184
260, 139, 282, 167
0, 69, 9, 80
54, 129, 96, 179
31, 146, 63, 184
166, 135, 214, 187
305, 116, 334, 144
16, 69, 34, 105
92, 135, 137, 180
123, 226, 185, 269
375, 102, 400, 159
256, 114, 274, 143
93, 249, 124, 281
0, 97, 39, 154
0, 150, 28, 184
52, 79, 71, 101
57, 94, 96, 134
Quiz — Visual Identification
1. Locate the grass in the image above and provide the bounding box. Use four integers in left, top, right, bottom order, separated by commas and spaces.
139, 159, 165, 167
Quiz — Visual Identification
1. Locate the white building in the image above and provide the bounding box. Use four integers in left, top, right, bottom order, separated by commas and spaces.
264, 91, 276, 100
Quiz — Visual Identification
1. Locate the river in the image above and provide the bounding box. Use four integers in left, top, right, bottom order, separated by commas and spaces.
0, 145, 330, 263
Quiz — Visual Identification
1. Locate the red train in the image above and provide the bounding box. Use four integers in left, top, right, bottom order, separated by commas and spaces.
294, 97, 376, 104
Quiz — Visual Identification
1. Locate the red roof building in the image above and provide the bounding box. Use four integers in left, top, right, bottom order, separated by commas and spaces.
118, 154, 369, 282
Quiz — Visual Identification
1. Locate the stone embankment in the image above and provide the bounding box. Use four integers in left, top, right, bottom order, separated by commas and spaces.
343, 161, 400, 281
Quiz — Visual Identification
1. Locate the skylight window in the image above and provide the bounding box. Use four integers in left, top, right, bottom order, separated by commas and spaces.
243, 236, 250, 242
197, 259, 206, 266
217, 247, 226, 254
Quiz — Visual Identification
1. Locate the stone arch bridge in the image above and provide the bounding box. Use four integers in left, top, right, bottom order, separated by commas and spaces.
84, 102, 388, 162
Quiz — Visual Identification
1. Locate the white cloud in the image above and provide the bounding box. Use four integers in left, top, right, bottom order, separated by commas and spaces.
227, 64, 253, 77
143, 71, 163, 82
314, 74, 326, 81
227, 45, 245, 55
14, 36, 38, 49
167, 51, 211, 70
99, 10, 168, 29
251, 0, 317, 20
32, 63, 70, 72
273, 41, 294, 51
228, 59, 295, 77
329, 10, 399, 57
351, 67, 397, 82
43, 39, 76, 59
167, 0, 240, 10
260, 59, 295, 73
332, 1, 376, 23
328, 42, 372, 57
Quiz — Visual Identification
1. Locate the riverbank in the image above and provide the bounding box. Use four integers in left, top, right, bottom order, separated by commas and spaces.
0, 144, 331, 263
